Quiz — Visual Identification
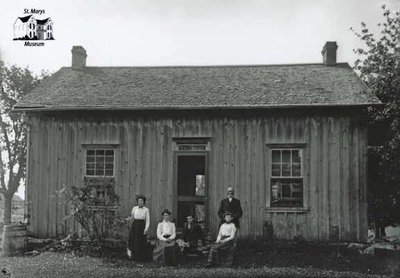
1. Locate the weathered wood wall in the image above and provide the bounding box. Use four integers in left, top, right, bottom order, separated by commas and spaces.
25, 109, 368, 242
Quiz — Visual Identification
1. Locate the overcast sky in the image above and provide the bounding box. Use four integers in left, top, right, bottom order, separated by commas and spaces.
2, 0, 400, 75
1, 0, 400, 199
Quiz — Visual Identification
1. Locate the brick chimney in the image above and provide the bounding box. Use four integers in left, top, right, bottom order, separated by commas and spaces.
71, 46, 87, 69
321, 41, 338, 66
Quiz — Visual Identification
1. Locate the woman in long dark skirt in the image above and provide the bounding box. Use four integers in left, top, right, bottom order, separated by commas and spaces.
207, 211, 237, 267
127, 195, 150, 261
153, 209, 180, 266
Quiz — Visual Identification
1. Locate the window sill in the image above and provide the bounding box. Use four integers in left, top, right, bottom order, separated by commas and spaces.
265, 207, 310, 213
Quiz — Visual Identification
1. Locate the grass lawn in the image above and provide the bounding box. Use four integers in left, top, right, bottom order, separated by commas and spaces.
0, 252, 393, 278
1, 238, 399, 278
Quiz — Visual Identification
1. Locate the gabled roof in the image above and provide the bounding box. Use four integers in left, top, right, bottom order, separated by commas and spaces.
18, 15, 33, 23
36, 18, 50, 25
15, 63, 381, 111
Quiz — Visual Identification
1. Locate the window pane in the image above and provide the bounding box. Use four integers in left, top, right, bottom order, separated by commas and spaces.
105, 169, 113, 176
282, 150, 290, 163
271, 164, 281, 176
86, 155, 95, 162
282, 163, 291, 176
291, 181, 302, 197
86, 170, 94, 176
105, 156, 114, 163
292, 163, 301, 176
95, 169, 105, 176
281, 181, 291, 197
195, 203, 206, 228
86, 148, 116, 177
271, 178, 303, 207
193, 145, 206, 150
96, 156, 105, 163
195, 175, 206, 196
105, 163, 114, 170
178, 145, 192, 151
86, 163, 95, 170
272, 150, 281, 163
292, 150, 301, 163
271, 181, 280, 204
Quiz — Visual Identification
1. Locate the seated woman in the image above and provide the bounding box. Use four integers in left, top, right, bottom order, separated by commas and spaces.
177, 213, 205, 254
207, 211, 237, 267
153, 209, 180, 266
127, 194, 150, 261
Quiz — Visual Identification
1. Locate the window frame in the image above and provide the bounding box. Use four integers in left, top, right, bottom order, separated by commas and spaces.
172, 137, 211, 232
172, 137, 211, 152
83, 145, 117, 178
266, 143, 309, 212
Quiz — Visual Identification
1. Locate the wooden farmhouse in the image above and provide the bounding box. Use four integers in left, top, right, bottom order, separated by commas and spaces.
15, 42, 380, 242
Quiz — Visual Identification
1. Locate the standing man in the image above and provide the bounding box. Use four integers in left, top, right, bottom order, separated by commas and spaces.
217, 187, 243, 228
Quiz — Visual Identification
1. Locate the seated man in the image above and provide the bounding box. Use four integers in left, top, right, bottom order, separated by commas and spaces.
207, 211, 236, 267
177, 213, 205, 254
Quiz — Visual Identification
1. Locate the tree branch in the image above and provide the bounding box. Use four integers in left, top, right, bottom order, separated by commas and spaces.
8, 163, 24, 194
0, 149, 6, 190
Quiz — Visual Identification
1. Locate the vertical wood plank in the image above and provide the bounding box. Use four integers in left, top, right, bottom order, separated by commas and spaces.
358, 122, 368, 242
341, 117, 351, 241
309, 116, 320, 239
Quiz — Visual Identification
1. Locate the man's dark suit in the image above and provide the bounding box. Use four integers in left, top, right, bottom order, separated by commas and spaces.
182, 222, 205, 247
217, 197, 243, 228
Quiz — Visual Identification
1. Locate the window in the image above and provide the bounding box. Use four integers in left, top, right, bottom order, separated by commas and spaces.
177, 144, 207, 151
270, 149, 303, 207
173, 138, 211, 151
85, 149, 115, 177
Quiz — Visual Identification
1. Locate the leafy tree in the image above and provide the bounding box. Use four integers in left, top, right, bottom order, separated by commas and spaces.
352, 5, 400, 236
0, 60, 46, 224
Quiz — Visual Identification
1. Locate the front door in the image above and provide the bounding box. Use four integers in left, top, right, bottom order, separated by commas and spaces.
175, 152, 208, 232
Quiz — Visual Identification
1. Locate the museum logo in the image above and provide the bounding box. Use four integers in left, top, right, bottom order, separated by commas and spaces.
13, 9, 54, 47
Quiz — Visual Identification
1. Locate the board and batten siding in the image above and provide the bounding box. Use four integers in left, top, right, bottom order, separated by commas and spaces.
25, 110, 368, 242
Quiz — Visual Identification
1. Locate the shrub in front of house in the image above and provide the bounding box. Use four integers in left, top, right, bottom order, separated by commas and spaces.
59, 182, 123, 241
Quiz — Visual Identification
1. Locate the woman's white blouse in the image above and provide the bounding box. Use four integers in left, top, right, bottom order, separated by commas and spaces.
216, 222, 236, 242
131, 206, 150, 232
157, 221, 176, 241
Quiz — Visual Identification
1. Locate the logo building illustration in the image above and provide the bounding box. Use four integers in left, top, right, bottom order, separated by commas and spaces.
13, 15, 54, 40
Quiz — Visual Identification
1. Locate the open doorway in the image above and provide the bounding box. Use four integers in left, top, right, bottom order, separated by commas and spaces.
175, 153, 208, 231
